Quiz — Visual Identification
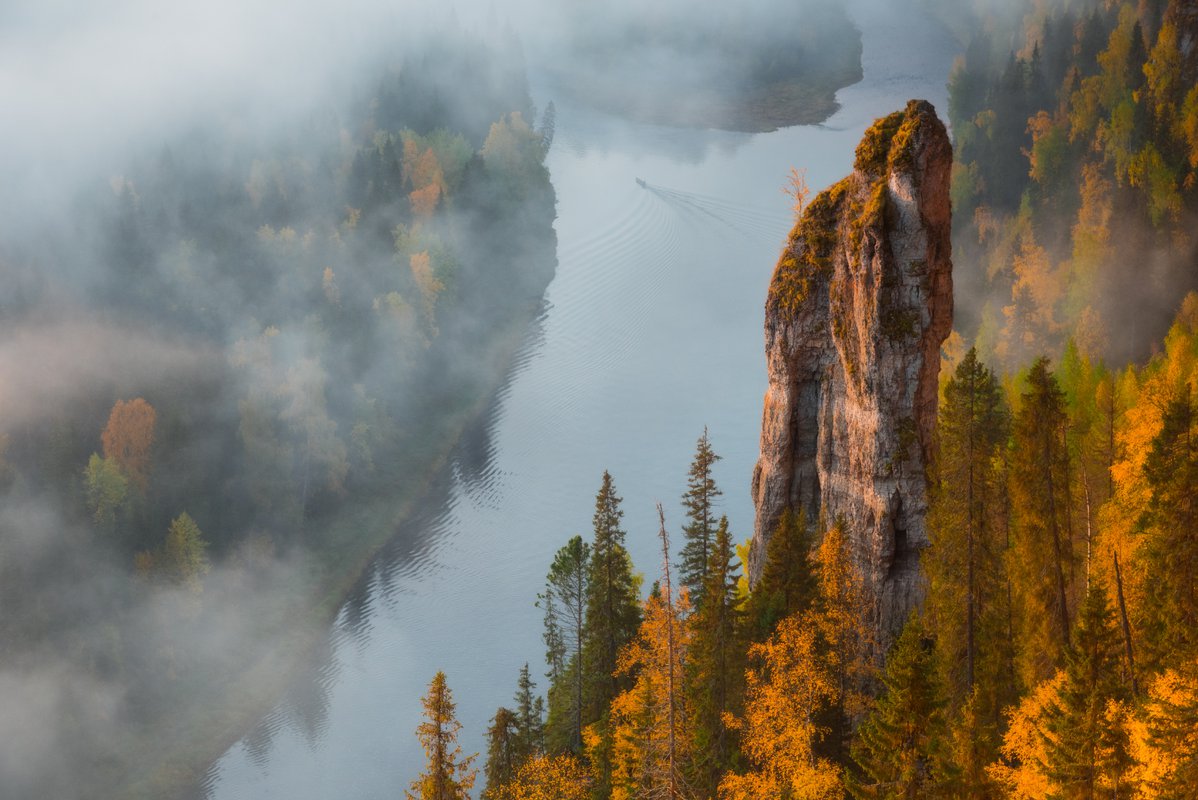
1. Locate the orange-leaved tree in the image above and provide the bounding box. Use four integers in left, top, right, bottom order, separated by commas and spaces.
407, 672, 477, 800
719, 611, 842, 800
490, 754, 590, 800
102, 397, 156, 492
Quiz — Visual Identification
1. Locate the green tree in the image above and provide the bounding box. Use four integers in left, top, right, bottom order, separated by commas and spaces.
745, 507, 817, 642
514, 663, 545, 762
849, 615, 953, 799
928, 347, 1009, 694
162, 512, 210, 591
1010, 358, 1077, 685
581, 471, 642, 797
678, 428, 722, 607
1044, 581, 1134, 799
84, 453, 128, 536
407, 672, 477, 800
687, 516, 744, 796
925, 347, 1012, 791
539, 535, 590, 753
483, 707, 521, 800
481, 112, 548, 201
1139, 386, 1198, 668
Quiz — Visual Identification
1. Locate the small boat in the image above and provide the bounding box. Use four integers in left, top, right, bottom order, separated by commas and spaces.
635, 178, 647, 188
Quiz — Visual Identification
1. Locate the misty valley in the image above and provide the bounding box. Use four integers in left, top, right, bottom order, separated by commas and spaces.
2, 1, 1198, 799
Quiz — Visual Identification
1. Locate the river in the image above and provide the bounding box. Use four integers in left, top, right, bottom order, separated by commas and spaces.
202, 2, 957, 796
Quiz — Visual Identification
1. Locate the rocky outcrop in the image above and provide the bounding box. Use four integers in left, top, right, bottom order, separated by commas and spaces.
749, 99, 953, 639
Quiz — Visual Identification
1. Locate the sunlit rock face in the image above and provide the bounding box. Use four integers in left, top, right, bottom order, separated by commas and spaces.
749, 99, 953, 641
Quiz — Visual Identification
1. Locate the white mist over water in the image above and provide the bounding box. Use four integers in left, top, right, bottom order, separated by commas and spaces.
203, 2, 956, 797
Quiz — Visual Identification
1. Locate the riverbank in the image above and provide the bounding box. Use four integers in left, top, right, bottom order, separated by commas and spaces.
547, 63, 863, 133
536, 1, 863, 133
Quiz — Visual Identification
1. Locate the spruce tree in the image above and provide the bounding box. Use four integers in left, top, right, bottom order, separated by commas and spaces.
924, 348, 1012, 789
513, 663, 544, 763
678, 428, 722, 607
849, 615, 953, 799
581, 471, 642, 797
927, 347, 1009, 696
1044, 581, 1133, 799
482, 707, 520, 800
407, 672, 477, 800
1010, 357, 1077, 684
539, 535, 590, 753
745, 506, 817, 642
686, 515, 744, 797
1140, 387, 1198, 668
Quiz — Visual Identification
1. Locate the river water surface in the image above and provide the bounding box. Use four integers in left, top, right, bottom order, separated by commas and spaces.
203, 3, 956, 796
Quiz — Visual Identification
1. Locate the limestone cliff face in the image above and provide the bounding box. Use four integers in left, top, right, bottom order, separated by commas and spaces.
749, 99, 953, 639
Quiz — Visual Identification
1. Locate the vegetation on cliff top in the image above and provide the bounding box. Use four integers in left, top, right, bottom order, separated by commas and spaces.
771, 101, 930, 317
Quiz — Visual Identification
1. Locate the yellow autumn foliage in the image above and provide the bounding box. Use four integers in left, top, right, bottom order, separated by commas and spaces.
490, 754, 590, 800
719, 612, 842, 800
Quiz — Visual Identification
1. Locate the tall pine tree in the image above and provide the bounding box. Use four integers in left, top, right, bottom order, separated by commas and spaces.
513, 663, 545, 763
679, 429, 722, 608
687, 516, 745, 797
925, 348, 1013, 792
581, 471, 642, 798
1044, 581, 1134, 799
539, 535, 590, 753
483, 707, 521, 800
927, 347, 1010, 697
1010, 357, 1077, 685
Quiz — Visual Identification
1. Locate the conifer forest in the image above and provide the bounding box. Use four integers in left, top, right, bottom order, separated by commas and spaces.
2, 0, 1198, 798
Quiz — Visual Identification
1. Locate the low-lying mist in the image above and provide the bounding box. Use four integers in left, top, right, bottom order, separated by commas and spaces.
0, 0, 883, 796
0, 1, 559, 795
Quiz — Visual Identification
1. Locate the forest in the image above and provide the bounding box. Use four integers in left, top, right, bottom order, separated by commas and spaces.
540, 0, 863, 130
404, 1, 1198, 798
0, 22, 557, 799
4, 0, 1198, 797
946, 0, 1198, 366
